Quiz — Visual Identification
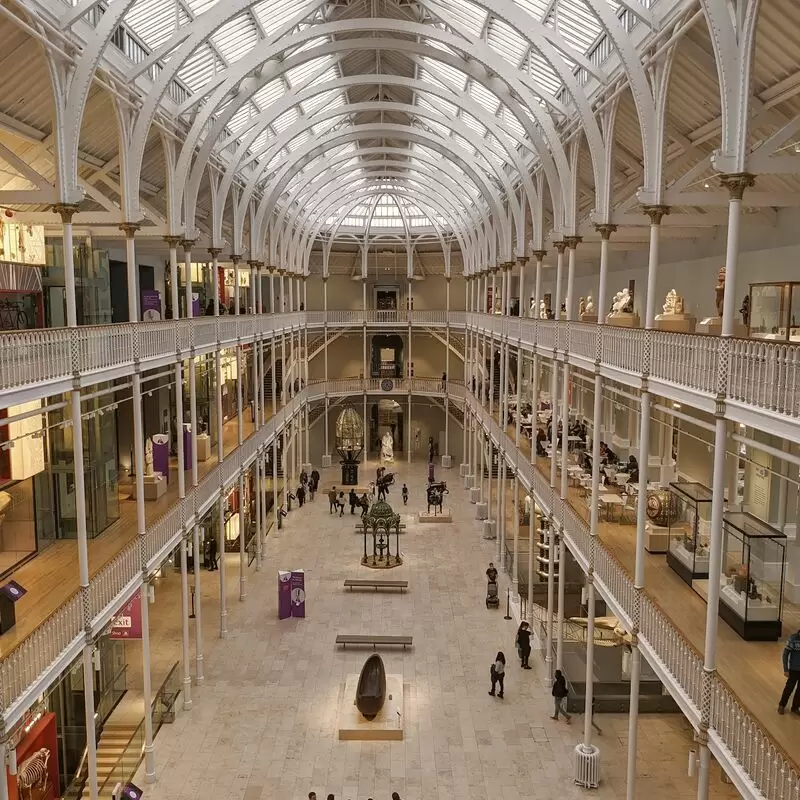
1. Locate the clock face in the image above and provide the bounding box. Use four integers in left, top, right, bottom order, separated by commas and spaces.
291, 587, 305, 605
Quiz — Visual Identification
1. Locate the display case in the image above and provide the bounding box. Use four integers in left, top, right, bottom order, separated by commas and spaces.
666, 482, 713, 586
747, 282, 800, 342
718, 512, 786, 641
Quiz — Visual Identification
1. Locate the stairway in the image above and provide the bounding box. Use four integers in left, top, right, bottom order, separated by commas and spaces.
79, 723, 141, 799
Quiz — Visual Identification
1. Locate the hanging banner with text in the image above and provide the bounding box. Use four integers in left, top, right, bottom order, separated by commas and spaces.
278, 571, 292, 620
110, 589, 143, 639
290, 570, 305, 618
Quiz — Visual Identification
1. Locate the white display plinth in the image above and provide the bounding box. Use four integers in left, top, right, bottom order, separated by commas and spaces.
137, 474, 166, 501
574, 743, 600, 788
696, 317, 747, 337
654, 313, 696, 333
419, 509, 452, 523
196, 434, 211, 462
476, 500, 488, 519
441, 455, 452, 469
469, 487, 480, 503
338, 673, 404, 741
605, 312, 641, 328
645, 523, 670, 554
322, 454, 332, 468
483, 520, 496, 539
579, 313, 598, 324
459, 463, 468, 477
465, 475, 475, 490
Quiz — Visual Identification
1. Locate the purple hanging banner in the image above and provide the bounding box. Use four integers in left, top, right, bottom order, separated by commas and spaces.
278, 571, 292, 620
151, 434, 169, 482
183, 424, 192, 471
141, 290, 162, 321
290, 570, 305, 618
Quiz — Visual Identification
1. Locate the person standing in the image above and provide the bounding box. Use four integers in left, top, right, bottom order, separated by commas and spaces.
488, 651, 506, 698
297, 484, 306, 508
516, 621, 532, 669
337, 491, 346, 517
401, 483, 409, 505
328, 487, 337, 514
208, 532, 218, 571
441, 371, 447, 391
349, 488, 358, 514
779, 628, 800, 714
551, 669, 571, 722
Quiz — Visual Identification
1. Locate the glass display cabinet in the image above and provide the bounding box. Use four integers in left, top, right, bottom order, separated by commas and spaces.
666, 482, 714, 586
747, 282, 800, 342
719, 512, 786, 641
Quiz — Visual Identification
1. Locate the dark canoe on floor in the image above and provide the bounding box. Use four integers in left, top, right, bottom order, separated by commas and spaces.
356, 653, 387, 720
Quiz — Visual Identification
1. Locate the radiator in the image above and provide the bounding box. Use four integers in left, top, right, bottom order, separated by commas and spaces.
574, 743, 600, 789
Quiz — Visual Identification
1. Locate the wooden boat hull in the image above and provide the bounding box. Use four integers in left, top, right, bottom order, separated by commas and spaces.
356, 654, 387, 720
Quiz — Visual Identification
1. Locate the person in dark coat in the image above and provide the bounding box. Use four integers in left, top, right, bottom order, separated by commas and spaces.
328, 487, 337, 514
516, 621, 532, 669
779, 629, 800, 714
208, 534, 218, 571
551, 669, 571, 722
489, 651, 506, 699
296, 484, 305, 508
349, 489, 358, 514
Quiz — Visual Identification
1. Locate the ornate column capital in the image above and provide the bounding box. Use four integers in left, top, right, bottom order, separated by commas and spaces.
163, 235, 182, 248
52, 203, 81, 223
531, 249, 547, 262
564, 235, 582, 250
594, 223, 617, 240
502, 260, 514, 271
640, 204, 671, 225
516, 255, 529, 267
180, 238, 195, 252
553, 240, 568, 255
719, 172, 756, 200
207, 248, 222, 259
230, 253, 242, 265
119, 222, 140, 239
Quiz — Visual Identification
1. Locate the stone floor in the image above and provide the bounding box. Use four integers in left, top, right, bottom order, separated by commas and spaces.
135, 459, 740, 800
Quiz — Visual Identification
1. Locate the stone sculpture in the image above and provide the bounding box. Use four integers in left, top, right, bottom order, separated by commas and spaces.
663, 289, 678, 315
612, 288, 633, 314
426, 480, 449, 515
715, 267, 726, 317
529, 297, 536, 317
381, 431, 394, 464
539, 299, 548, 319
145, 437, 154, 477
578, 297, 586, 316
585, 295, 595, 314
356, 653, 387, 720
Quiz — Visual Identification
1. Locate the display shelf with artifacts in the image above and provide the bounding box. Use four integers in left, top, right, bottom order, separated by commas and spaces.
654, 288, 696, 332
535, 517, 557, 580
666, 482, 713, 586
746, 281, 800, 342
697, 266, 747, 336
579, 294, 597, 323
717, 512, 786, 641
605, 287, 640, 327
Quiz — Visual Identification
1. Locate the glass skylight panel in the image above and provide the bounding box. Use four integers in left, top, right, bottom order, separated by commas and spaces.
417, 94, 458, 119
468, 81, 501, 115
418, 57, 468, 92
431, 0, 488, 37
422, 119, 451, 139
252, 79, 286, 111
461, 111, 486, 138
512, 0, 551, 19
272, 106, 300, 134
252, 0, 307, 36
227, 103, 254, 134
251, 129, 272, 155
548, 0, 602, 52
176, 45, 218, 92
124, 0, 189, 50
211, 17, 258, 65
287, 129, 311, 152
487, 17, 528, 67
302, 86, 341, 117
499, 106, 526, 139
286, 56, 335, 89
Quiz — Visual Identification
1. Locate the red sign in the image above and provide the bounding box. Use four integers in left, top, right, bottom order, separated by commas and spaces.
110, 588, 143, 639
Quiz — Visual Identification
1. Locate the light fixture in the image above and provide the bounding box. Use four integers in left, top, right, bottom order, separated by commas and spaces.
704, 182, 710, 188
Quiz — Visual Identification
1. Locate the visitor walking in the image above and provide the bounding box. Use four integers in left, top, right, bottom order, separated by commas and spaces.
349, 489, 358, 514
401, 483, 408, 505
360, 493, 370, 518
328, 487, 337, 514
337, 491, 346, 517
778, 628, 800, 714
440, 371, 447, 390
208, 534, 218, 571
486, 562, 498, 583
297, 484, 306, 508
551, 669, 571, 722
516, 621, 532, 669
488, 651, 505, 698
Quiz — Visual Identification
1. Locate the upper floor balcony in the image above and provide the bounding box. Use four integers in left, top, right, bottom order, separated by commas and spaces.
0, 310, 796, 441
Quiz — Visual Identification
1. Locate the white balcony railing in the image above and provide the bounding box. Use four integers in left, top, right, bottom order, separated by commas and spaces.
461, 388, 798, 800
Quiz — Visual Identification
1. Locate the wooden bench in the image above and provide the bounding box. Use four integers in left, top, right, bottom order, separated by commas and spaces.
335, 634, 413, 650
344, 579, 409, 593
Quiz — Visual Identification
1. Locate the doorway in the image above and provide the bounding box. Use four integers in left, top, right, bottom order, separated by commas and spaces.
370, 400, 404, 456
370, 334, 403, 378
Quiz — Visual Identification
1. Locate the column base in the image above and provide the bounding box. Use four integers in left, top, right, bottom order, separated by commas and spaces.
322, 454, 332, 467
482, 519, 496, 539
441, 454, 452, 468
465, 475, 475, 491
476, 498, 487, 517
459, 462, 468, 477
573, 744, 600, 788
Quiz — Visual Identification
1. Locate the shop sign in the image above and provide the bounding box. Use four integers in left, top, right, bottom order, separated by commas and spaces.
110, 588, 142, 639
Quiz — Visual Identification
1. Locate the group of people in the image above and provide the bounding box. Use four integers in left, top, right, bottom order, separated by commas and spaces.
309, 793, 401, 800
485, 563, 574, 723
296, 469, 320, 508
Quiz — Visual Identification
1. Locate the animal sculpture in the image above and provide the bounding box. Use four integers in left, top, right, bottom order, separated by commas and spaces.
426, 480, 449, 515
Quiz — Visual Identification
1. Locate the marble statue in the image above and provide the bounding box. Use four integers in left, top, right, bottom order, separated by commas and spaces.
674, 294, 684, 314
612, 288, 633, 314
529, 297, 536, 317
539, 299, 548, 319
578, 297, 586, 316
663, 289, 678, 315
380, 431, 394, 464
715, 267, 726, 317
585, 295, 595, 314
524, 493, 532, 516
145, 437, 154, 476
